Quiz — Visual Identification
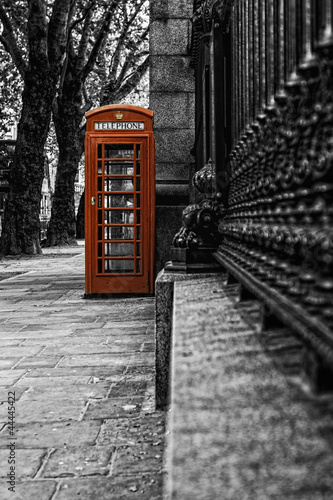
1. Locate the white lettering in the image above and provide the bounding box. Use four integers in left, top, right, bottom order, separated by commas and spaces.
94, 122, 144, 130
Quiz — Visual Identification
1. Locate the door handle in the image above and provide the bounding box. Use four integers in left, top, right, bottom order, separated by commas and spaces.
91, 197, 96, 205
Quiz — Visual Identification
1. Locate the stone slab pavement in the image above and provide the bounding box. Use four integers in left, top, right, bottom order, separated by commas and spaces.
0, 242, 166, 500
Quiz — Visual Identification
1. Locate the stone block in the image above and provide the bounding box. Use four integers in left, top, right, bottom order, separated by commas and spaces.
150, 56, 195, 93
155, 163, 190, 181
156, 182, 189, 206
113, 442, 164, 475
54, 475, 163, 500
150, 0, 168, 20
0, 421, 101, 448
96, 413, 165, 446
150, 92, 191, 129
155, 206, 183, 274
0, 448, 45, 478
84, 397, 143, 419
150, 0, 192, 19
42, 446, 115, 478
150, 20, 190, 55
168, 0, 193, 18
155, 270, 221, 408
154, 129, 194, 164
0, 481, 57, 500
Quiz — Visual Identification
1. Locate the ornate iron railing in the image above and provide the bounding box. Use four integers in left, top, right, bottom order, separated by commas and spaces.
170, 0, 333, 390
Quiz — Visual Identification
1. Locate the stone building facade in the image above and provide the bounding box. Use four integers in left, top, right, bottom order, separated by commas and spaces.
149, 0, 195, 273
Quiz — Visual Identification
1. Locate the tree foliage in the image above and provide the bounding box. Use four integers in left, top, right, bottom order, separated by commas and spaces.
0, 0, 149, 253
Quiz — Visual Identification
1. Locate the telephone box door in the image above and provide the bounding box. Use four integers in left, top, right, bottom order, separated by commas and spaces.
85, 105, 155, 295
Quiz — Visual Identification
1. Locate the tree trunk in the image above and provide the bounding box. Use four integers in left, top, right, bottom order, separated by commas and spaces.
76, 189, 85, 239
46, 78, 85, 246
0, 73, 54, 255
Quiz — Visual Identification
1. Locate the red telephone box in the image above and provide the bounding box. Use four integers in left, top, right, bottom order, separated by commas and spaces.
85, 105, 155, 295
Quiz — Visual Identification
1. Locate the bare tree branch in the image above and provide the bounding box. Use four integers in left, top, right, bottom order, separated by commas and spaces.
69, 0, 95, 32
109, 0, 146, 82
115, 56, 149, 102
81, 0, 121, 80
115, 25, 149, 89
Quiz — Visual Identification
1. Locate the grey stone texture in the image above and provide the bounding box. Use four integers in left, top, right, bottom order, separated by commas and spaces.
150, 93, 192, 129
165, 275, 333, 499
155, 269, 223, 408
150, 0, 195, 273
155, 206, 184, 277
150, 57, 195, 93
0, 245, 165, 499
150, 20, 191, 55
155, 163, 190, 182
151, 0, 193, 19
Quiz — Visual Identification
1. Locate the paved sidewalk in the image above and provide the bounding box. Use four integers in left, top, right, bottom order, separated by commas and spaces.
0, 244, 165, 500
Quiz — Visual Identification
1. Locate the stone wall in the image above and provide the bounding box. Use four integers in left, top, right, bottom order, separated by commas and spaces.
149, 0, 195, 273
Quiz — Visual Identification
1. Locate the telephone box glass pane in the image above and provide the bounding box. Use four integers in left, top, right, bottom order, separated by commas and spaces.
136, 145, 141, 158
98, 161, 102, 174
104, 243, 134, 256
105, 226, 134, 240
105, 260, 134, 273
104, 194, 134, 208
136, 243, 141, 257
104, 178, 134, 192
105, 161, 134, 175
105, 144, 133, 158
136, 260, 141, 273
98, 144, 102, 158
136, 162, 141, 175
98, 178, 102, 191
136, 178, 141, 191
136, 194, 141, 207
105, 210, 134, 224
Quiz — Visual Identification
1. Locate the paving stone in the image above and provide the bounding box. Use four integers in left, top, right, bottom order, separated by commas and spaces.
108, 381, 148, 398
0, 340, 24, 347
21, 366, 125, 378
41, 344, 142, 356
54, 474, 163, 500
0, 248, 164, 498
15, 357, 62, 369
96, 413, 165, 446
113, 443, 165, 475
0, 370, 27, 386
23, 336, 110, 345
102, 321, 150, 329
42, 446, 115, 478
0, 448, 47, 478
57, 353, 155, 367
0, 480, 57, 500
0, 399, 86, 424
0, 421, 101, 449
84, 397, 144, 419
20, 383, 111, 401
14, 376, 91, 386
71, 327, 148, 337
0, 358, 23, 369
0, 387, 29, 402
3, 330, 73, 339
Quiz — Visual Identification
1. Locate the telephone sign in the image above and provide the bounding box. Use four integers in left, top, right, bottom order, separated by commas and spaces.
85, 105, 155, 295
